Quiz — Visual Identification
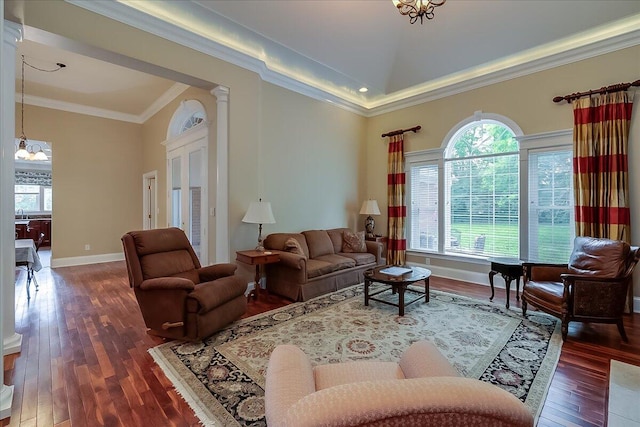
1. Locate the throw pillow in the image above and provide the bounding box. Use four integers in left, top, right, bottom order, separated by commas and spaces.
342, 230, 367, 253
284, 237, 306, 258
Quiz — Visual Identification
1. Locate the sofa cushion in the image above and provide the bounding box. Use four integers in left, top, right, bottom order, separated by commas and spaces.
568, 237, 630, 278
315, 254, 356, 270
306, 259, 339, 279
264, 233, 310, 259
141, 250, 198, 281
303, 230, 335, 259
342, 230, 367, 253
339, 252, 376, 266
327, 228, 348, 254
284, 237, 307, 258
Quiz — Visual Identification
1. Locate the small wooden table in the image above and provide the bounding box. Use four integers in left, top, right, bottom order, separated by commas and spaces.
364, 265, 431, 316
488, 257, 523, 309
236, 250, 280, 300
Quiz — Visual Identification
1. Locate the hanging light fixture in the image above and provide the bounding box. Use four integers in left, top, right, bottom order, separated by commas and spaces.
15, 55, 65, 161
392, 0, 446, 24
16, 55, 32, 160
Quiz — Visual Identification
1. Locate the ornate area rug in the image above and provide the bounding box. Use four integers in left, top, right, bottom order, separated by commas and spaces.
149, 284, 562, 426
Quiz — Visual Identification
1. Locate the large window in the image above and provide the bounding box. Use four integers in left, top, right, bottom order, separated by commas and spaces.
407, 116, 576, 262
444, 120, 519, 258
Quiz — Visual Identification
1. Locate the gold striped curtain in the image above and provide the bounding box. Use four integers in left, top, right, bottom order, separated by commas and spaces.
386, 134, 406, 265
572, 92, 633, 242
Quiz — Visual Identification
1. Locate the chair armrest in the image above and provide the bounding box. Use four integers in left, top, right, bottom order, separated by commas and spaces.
139, 277, 195, 291
198, 263, 237, 282
276, 377, 533, 427
561, 273, 629, 284
523, 262, 569, 283
265, 345, 316, 425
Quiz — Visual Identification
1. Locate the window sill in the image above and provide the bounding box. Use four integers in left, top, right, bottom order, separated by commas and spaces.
407, 249, 490, 266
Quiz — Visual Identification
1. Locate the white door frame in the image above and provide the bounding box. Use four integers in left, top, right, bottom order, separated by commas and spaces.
142, 170, 157, 230
164, 124, 209, 263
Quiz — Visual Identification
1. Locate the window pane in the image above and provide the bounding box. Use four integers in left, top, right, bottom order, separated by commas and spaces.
44, 187, 52, 211
528, 149, 575, 262
15, 184, 39, 193
15, 194, 39, 211
444, 121, 519, 258
409, 163, 438, 251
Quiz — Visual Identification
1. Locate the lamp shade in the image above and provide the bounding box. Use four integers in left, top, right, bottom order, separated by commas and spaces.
242, 201, 276, 224
359, 200, 381, 216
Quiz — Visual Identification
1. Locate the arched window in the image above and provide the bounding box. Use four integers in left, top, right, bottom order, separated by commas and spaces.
443, 118, 520, 257
166, 99, 207, 140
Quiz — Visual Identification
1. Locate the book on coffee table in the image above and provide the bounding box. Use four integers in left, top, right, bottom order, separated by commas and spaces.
380, 266, 412, 276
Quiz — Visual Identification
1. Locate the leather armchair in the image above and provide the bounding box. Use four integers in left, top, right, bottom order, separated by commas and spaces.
265, 340, 533, 427
121, 227, 247, 341
522, 237, 640, 341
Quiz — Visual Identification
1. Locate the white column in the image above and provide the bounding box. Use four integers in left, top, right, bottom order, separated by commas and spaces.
1, 17, 20, 420
212, 86, 230, 263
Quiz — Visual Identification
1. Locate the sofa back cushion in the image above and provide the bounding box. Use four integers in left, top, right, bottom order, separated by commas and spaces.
303, 230, 335, 259
327, 228, 349, 254
264, 233, 310, 258
342, 230, 367, 253
568, 236, 631, 278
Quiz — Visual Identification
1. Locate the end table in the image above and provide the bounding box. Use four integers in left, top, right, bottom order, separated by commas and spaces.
488, 257, 523, 309
236, 250, 280, 300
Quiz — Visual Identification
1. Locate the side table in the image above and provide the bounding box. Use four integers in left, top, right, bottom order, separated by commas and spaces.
365, 235, 387, 263
236, 250, 280, 301
488, 257, 523, 309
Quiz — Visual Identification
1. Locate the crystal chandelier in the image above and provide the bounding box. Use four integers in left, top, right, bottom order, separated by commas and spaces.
392, 0, 446, 24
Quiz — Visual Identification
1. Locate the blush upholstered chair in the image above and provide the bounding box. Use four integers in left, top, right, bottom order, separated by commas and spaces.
265, 340, 533, 427
121, 227, 247, 341
522, 237, 640, 341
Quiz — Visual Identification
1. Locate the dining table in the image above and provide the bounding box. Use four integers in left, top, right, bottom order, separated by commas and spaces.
15, 238, 42, 299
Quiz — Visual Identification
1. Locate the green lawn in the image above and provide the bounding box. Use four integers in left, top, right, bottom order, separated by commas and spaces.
451, 223, 573, 262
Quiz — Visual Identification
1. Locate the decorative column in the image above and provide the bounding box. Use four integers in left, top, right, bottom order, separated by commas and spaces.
212, 86, 230, 263
0, 18, 20, 420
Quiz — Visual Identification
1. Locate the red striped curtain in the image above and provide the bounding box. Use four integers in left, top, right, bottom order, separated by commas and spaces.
386, 134, 406, 265
572, 92, 633, 242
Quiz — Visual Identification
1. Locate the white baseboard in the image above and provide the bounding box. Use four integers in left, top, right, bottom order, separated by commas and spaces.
407, 262, 640, 313
51, 252, 124, 268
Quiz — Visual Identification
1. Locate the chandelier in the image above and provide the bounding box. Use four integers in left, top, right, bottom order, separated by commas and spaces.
15, 55, 65, 161
392, 0, 446, 24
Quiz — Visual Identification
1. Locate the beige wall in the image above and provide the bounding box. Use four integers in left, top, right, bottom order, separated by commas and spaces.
15, 104, 142, 260
367, 45, 640, 297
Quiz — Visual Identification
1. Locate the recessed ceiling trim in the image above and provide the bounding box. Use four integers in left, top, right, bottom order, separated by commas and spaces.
21, 93, 142, 123
139, 82, 190, 123
65, 0, 369, 115
66, 0, 640, 118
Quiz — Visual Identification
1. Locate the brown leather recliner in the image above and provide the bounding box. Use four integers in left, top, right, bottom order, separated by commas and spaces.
522, 237, 640, 341
121, 227, 248, 341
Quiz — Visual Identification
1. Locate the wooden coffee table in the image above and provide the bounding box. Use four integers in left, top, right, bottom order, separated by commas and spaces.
364, 265, 431, 316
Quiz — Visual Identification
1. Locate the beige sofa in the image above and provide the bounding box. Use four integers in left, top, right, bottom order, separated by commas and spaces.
265, 340, 534, 427
263, 228, 382, 301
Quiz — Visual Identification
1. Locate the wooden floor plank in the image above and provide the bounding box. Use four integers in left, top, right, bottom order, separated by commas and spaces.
3, 253, 639, 426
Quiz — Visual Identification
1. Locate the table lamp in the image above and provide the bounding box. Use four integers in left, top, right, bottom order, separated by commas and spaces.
242, 199, 276, 251
359, 199, 381, 238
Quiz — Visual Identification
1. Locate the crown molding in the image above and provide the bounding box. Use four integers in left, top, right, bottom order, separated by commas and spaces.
19, 82, 190, 124
138, 82, 190, 123
60, 2, 640, 118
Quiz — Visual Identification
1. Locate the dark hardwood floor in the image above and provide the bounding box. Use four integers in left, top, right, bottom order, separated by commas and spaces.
3, 253, 639, 426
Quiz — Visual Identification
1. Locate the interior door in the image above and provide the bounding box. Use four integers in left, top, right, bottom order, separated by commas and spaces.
167, 139, 207, 262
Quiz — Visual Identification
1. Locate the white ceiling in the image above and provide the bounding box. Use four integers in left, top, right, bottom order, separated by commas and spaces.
13, 0, 640, 117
